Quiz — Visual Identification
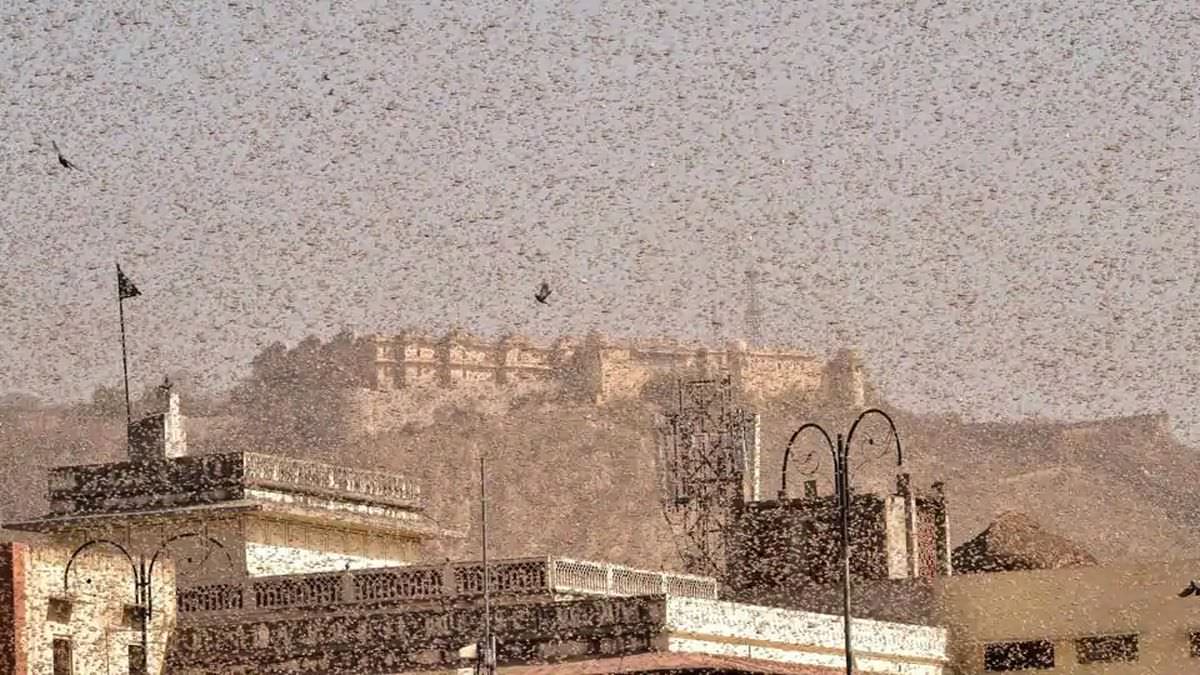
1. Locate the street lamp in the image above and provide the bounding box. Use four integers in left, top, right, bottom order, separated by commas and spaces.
778, 408, 904, 675
63, 532, 230, 675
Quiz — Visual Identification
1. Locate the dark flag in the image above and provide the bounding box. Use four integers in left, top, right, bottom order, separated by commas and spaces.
117, 264, 141, 300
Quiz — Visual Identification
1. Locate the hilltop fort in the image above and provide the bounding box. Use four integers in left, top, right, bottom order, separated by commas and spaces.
366, 329, 870, 400
350, 329, 876, 436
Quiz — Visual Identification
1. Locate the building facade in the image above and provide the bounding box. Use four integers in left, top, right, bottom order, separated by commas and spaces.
724, 473, 951, 624
6, 393, 459, 589
168, 556, 949, 674
0, 534, 176, 675
365, 331, 865, 404
935, 557, 1200, 674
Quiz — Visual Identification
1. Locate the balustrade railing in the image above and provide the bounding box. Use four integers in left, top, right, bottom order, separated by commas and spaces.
240, 452, 423, 507
177, 556, 717, 617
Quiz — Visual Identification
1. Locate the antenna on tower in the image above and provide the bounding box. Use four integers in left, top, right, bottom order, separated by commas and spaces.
744, 265, 764, 348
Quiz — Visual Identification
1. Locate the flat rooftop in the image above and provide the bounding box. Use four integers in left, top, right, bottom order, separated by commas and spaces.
39, 450, 424, 517
176, 555, 719, 617
169, 586, 948, 675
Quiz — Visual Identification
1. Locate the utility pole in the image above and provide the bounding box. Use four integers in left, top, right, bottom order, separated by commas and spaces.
478, 456, 496, 675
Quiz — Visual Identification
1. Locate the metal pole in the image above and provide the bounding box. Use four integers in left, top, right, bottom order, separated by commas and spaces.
119, 294, 133, 429
838, 434, 853, 675
139, 556, 149, 675
479, 456, 494, 675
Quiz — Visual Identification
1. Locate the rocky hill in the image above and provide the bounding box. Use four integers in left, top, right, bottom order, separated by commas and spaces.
3, 385, 1199, 573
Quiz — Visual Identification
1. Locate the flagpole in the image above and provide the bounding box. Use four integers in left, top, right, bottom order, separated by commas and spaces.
118, 267, 133, 429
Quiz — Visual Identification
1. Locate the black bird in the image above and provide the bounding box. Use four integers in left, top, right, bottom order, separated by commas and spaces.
534, 281, 552, 305
51, 140, 78, 170
1179, 580, 1200, 598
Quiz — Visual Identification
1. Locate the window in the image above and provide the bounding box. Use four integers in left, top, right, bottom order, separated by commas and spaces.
47, 597, 72, 623
128, 644, 147, 675
1075, 634, 1138, 664
122, 605, 145, 630
52, 637, 72, 675
1188, 632, 1200, 658
984, 640, 1054, 671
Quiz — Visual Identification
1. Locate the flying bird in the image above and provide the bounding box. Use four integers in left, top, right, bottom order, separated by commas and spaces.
1178, 580, 1200, 598
534, 282, 552, 305
51, 140, 78, 170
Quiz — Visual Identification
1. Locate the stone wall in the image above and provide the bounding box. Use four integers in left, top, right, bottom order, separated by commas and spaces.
175, 557, 717, 621
1, 539, 176, 675
44, 451, 424, 519
242, 517, 420, 576
48, 515, 246, 587
356, 331, 863, 437
168, 594, 665, 674
934, 557, 1200, 673
0, 542, 20, 674
169, 590, 949, 675
723, 483, 950, 617
46, 453, 247, 517
663, 595, 948, 673
725, 494, 894, 589
369, 332, 837, 400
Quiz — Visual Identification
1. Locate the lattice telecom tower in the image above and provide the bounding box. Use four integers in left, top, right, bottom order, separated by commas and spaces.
657, 375, 760, 578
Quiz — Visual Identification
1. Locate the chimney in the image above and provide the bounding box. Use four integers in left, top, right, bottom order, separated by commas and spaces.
128, 391, 187, 464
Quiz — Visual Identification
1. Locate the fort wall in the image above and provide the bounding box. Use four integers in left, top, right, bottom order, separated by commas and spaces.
344, 330, 873, 439
366, 331, 855, 402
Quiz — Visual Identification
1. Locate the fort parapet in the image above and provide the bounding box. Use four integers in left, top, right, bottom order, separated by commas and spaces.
366, 330, 871, 406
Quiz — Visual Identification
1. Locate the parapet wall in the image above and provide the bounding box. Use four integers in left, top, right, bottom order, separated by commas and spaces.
724, 480, 950, 619
42, 451, 424, 518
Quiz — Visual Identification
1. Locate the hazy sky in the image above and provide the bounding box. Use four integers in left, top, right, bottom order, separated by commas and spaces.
2, 2, 1198, 441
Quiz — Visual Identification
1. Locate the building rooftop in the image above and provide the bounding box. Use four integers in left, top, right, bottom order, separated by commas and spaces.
4, 392, 452, 542
39, 450, 424, 517
175, 555, 719, 618
169, 583, 948, 674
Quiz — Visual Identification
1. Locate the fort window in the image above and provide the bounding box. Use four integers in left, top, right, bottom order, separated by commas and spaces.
1075, 634, 1138, 664
52, 637, 73, 675
983, 640, 1054, 671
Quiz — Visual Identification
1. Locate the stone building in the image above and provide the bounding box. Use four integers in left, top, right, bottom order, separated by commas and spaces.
167, 556, 950, 674
352, 330, 874, 438
5, 391, 951, 674
5, 391, 459, 588
936, 556, 1200, 673
0, 531, 176, 675
365, 330, 868, 404
724, 474, 951, 626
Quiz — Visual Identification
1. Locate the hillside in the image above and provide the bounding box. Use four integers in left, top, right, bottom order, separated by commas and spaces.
3, 391, 1199, 571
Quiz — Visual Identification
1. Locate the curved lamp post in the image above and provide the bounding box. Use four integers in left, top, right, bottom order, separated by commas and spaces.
778, 408, 904, 675
63, 532, 231, 674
